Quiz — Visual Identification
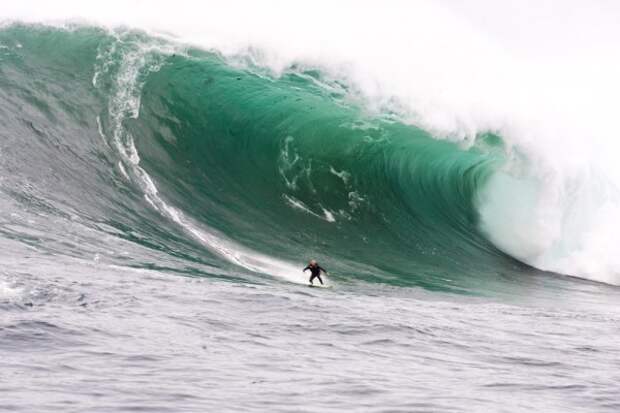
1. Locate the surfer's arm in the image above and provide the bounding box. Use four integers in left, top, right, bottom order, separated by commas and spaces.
303, 266, 310, 272
318, 266, 328, 275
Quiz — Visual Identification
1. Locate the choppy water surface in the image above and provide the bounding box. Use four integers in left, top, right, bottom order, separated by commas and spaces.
3, 255, 620, 412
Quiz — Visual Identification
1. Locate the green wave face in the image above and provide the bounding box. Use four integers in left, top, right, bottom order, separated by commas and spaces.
0, 25, 527, 292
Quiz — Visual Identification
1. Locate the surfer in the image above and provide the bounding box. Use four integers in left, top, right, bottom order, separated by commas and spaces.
303, 259, 327, 285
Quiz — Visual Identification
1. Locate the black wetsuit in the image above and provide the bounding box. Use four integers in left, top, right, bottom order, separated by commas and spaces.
303, 264, 326, 285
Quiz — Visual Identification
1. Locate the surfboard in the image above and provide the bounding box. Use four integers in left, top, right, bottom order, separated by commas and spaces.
308, 284, 331, 288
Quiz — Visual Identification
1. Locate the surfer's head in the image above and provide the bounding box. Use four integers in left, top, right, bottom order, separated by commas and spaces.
309, 259, 317, 266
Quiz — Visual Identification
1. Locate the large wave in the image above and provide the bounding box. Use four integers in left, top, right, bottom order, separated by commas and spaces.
2, 0, 620, 286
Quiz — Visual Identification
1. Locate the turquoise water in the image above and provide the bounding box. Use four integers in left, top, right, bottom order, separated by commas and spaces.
1, 25, 620, 412
2, 25, 515, 288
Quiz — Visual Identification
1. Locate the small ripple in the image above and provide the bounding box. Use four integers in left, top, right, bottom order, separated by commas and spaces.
501, 356, 564, 367
0, 320, 85, 350
574, 346, 600, 353
362, 338, 396, 346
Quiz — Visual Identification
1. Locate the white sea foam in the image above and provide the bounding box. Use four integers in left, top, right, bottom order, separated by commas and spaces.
283, 194, 336, 223
3, 1, 620, 283
0, 278, 22, 300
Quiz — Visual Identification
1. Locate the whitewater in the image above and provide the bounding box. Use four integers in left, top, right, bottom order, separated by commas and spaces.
1, 1, 620, 412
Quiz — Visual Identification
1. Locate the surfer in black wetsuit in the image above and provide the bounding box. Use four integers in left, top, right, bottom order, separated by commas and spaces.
303, 259, 327, 285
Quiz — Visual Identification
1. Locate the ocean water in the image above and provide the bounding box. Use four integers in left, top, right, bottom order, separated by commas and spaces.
1, 5, 620, 412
